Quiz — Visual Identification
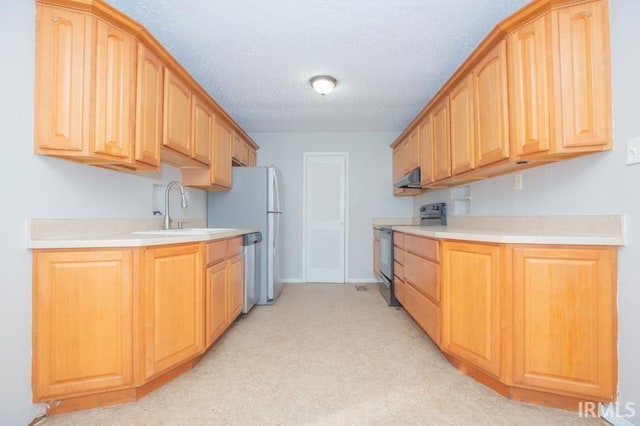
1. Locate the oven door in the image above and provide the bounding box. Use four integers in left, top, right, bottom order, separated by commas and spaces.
378, 228, 399, 306
379, 228, 393, 282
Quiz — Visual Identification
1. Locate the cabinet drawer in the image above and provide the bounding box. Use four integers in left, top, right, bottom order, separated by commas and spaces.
405, 235, 439, 262
404, 281, 440, 344
404, 252, 440, 303
394, 232, 404, 248
228, 236, 243, 257
394, 277, 406, 306
206, 240, 228, 265
394, 261, 404, 280
394, 247, 404, 265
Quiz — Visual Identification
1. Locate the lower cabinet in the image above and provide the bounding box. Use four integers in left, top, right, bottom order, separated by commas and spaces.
228, 254, 244, 321
511, 246, 617, 400
32, 236, 244, 412
205, 238, 244, 347
205, 261, 228, 347
142, 244, 205, 380
394, 232, 441, 344
32, 249, 134, 401
441, 241, 502, 378
382, 228, 619, 407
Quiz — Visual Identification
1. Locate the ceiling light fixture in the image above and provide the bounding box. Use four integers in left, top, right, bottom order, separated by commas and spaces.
310, 75, 337, 95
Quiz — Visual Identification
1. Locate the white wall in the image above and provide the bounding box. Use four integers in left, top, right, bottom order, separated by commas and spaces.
251, 132, 413, 282
0, 2, 207, 423
415, 1, 640, 422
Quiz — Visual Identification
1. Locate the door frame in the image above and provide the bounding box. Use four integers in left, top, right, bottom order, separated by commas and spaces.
301, 152, 349, 283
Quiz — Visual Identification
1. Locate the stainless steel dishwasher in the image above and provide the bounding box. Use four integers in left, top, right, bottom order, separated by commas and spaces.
242, 232, 262, 314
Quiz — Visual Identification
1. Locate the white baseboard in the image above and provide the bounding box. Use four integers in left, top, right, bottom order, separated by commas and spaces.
600, 403, 637, 426
281, 279, 304, 284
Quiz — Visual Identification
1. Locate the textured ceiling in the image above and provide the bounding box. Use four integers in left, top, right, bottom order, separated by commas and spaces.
109, 0, 531, 133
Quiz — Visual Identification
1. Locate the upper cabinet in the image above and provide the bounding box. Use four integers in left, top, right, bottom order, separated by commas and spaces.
232, 132, 258, 167
182, 116, 233, 190
553, 0, 611, 152
35, 5, 137, 167
508, 16, 552, 157
34, 0, 258, 185
405, 128, 420, 174
473, 41, 510, 167
508, 0, 611, 160
162, 69, 193, 160
419, 116, 434, 187
390, 0, 611, 195
449, 75, 475, 176
134, 43, 163, 168
391, 132, 423, 196
191, 94, 214, 165
93, 20, 136, 162
432, 97, 451, 182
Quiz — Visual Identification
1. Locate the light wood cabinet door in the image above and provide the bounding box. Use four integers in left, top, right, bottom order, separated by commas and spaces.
228, 254, 244, 322
419, 116, 434, 187
512, 246, 617, 400
33, 249, 134, 400
392, 145, 402, 183
134, 42, 162, 167
508, 15, 552, 157
441, 241, 502, 378
405, 128, 420, 174
474, 41, 510, 167
241, 140, 250, 166
205, 260, 228, 347
211, 119, 233, 188
143, 244, 204, 379
554, 0, 611, 149
163, 69, 192, 156
248, 147, 257, 166
232, 133, 243, 163
449, 75, 475, 175
34, 5, 88, 154
432, 98, 451, 181
93, 19, 135, 161
191, 95, 212, 165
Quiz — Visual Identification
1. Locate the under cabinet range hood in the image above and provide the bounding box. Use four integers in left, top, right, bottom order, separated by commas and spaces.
394, 167, 421, 188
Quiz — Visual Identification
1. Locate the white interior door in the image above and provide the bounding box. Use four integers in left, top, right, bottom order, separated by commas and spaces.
303, 153, 347, 283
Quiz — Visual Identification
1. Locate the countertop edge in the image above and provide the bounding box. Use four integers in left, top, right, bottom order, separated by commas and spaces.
386, 225, 625, 246
28, 228, 259, 249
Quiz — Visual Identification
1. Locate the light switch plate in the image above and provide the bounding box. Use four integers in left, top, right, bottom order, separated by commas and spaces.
626, 137, 640, 165
514, 173, 523, 190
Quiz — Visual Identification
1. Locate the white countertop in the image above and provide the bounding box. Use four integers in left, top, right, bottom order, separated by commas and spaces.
373, 215, 625, 246
392, 225, 624, 246
26, 218, 259, 249
28, 228, 259, 249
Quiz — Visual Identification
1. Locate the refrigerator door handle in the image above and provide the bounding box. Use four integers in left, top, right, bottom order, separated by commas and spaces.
274, 212, 280, 256
273, 169, 281, 213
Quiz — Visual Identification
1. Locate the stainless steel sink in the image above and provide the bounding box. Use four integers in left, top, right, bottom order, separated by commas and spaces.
132, 228, 237, 236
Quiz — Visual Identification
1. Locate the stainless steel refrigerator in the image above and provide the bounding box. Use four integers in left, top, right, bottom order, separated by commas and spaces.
207, 166, 283, 305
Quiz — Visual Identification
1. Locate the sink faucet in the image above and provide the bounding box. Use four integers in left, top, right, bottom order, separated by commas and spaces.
163, 181, 188, 230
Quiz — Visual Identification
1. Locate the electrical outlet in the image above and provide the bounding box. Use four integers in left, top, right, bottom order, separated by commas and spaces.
514, 173, 523, 190
626, 137, 640, 165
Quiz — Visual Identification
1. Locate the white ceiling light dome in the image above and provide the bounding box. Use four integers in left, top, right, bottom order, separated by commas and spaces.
310, 75, 337, 95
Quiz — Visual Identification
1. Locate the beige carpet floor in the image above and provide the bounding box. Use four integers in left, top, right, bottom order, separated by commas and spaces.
43, 284, 605, 425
